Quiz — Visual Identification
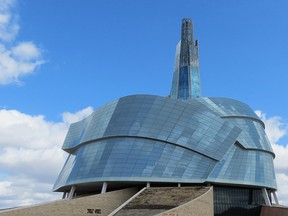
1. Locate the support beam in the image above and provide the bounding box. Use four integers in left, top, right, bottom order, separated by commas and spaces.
67, 186, 76, 199
272, 191, 279, 205
261, 188, 271, 206
101, 182, 108, 194
62, 192, 67, 199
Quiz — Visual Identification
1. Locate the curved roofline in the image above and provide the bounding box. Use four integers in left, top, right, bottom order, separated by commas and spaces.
235, 141, 275, 158
222, 116, 265, 128
64, 135, 275, 158
63, 94, 271, 154
63, 135, 219, 162
67, 94, 263, 126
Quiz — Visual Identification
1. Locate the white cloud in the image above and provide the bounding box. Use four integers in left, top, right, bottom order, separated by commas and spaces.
0, 0, 19, 42
0, 0, 44, 85
0, 181, 14, 196
0, 176, 60, 208
275, 173, 288, 205
256, 110, 287, 143
256, 110, 288, 206
11, 42, 41, 59
0, 0, 93, 209
62, 106, 94, 124
0, 109, 65, 149
0, 107, 93, 208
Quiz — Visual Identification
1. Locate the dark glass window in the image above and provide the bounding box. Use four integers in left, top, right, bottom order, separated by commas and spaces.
214, 186, 268, 216
178, 66, 189, 99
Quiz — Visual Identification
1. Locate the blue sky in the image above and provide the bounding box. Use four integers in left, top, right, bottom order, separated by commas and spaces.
0, 0, 288, 208
2, 0, 287, 121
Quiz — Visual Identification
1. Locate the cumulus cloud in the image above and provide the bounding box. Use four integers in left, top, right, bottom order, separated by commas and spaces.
0, 0, 19, 42
0, 0, 93, 208
0, 107, 93, 208
62, 106, 94, 124
0, 176, 60, 208
256, 111, 288, 143
0, 0, 44, 85
0, 109, 65, 149
256, 110, 288, 205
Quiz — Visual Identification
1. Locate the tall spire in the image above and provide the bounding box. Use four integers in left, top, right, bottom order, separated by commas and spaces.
170, 18, 201, 100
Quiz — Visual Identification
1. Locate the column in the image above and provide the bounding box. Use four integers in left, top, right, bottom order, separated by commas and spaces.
272, 191, 279, 205
68, 186, 76, 199
101, 182, 108, 194
261, 188, 271, 206
62, 191, 67, 199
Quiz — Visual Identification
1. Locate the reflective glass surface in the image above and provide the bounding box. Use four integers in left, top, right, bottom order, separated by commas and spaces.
170, 23, 201, 100
54, 137, 215, 190
54, 95, 276, 191
178, 66, 189, 99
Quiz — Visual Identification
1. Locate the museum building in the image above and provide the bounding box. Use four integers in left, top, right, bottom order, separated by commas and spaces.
53, 19, 279, 215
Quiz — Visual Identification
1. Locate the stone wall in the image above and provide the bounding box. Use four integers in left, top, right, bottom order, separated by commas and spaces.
155, 187, 214, 216
0, 187, 138, 216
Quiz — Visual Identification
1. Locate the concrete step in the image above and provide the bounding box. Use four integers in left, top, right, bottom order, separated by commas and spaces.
114, 186, 209, 216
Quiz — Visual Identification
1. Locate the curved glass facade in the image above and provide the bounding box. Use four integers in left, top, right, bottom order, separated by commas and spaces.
54, 20, 277, 216
53, 94, 276, 191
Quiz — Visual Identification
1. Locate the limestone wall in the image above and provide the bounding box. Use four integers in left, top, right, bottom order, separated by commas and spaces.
0, 187, 138, 216
155, 187, 214, 216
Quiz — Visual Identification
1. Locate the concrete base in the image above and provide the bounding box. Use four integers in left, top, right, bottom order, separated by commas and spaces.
260, 205, 288, 216
0, 187, 138, 216
0, 186, 214, 216
156, 187, 214, 216
112, 186, 213, 216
